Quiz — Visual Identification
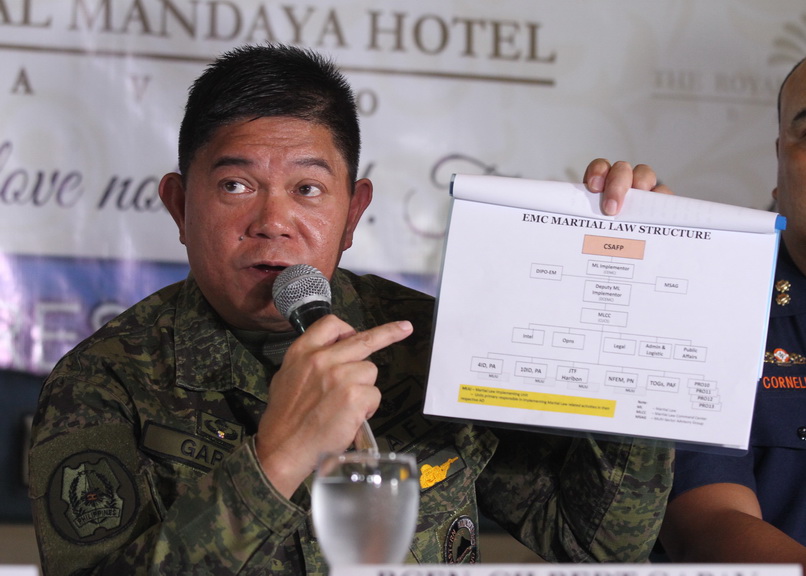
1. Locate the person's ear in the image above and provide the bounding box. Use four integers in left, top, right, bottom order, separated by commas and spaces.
341, 178, 373, 251
159, 172, 188, 245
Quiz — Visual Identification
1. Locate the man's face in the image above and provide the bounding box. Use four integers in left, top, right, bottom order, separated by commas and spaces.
160, 116, 371, 332
774, 61, 806, 262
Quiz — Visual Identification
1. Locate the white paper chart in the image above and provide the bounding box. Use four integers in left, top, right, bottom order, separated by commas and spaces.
423, 175, 783, 450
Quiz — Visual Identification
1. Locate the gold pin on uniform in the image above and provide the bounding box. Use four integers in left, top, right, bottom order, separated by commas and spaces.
776, 279, 792, 306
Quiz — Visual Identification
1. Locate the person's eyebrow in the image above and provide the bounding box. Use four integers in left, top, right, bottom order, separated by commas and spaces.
209, 155, 335, 174
792, 107, 806, 126
294, 156, 335, 174
211, 156, 252, 170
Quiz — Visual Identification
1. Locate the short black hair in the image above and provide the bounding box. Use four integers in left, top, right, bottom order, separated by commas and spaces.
178, 43, 361, 184
777, 56, 806, 125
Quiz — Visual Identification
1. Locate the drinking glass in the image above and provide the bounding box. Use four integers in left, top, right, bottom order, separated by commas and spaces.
312, 451, 420, 567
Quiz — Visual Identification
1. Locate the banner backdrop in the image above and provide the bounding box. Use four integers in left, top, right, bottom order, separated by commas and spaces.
1, 0, 805, 375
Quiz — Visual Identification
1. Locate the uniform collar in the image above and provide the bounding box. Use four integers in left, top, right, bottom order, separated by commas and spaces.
770, 243, 806, 318
330, 269, 393, 368
172, 269, 391, 397
173, 274, 269, 399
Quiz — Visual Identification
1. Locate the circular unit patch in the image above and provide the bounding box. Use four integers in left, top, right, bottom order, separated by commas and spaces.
47, 450, 138, 544
444, 514, 477, 563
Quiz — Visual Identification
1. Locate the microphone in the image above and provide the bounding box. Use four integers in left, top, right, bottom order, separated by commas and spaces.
272, 264, 332, 334
272, 264, 379, 453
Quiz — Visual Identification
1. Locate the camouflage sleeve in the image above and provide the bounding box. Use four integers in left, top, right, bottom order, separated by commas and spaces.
29, 374, 308, 575
476, 431, 673, 562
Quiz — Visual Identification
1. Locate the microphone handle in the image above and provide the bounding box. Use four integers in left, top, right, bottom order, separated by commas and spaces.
288, 300, 379, 453
288, 300, 331, 334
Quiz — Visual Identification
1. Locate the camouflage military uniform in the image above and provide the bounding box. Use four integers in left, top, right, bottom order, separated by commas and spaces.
29, 269, 672, 575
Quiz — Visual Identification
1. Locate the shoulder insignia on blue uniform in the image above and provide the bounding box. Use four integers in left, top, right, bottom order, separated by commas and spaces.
47, 451, 138, 543
775, 279, 792, 306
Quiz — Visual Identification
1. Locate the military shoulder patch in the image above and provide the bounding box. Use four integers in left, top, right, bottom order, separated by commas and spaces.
418, 447, 466, 490
444, 515, 477, 564
47, 451, 138, 544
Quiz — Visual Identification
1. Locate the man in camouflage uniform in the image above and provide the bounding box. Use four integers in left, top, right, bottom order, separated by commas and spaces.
29, 44, 673, 575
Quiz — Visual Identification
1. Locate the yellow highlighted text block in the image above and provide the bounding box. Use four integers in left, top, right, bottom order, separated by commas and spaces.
458, 384, 616, 417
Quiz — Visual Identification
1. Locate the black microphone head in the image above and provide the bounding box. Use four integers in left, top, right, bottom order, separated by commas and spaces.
272, 264, 332, 332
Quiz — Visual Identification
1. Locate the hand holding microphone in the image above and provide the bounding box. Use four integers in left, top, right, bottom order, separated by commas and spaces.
254, 264, 412, 498
273, 265, 384, 453
273, 266, 421, 564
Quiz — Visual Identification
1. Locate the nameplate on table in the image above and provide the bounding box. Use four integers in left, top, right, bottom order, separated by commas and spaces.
0, 567, 40, 576
330, 564, 802, 576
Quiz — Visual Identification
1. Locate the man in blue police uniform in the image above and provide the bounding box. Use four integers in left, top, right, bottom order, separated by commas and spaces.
659, 56, 806, 567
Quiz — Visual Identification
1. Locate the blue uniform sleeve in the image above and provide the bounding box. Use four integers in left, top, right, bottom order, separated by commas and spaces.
670, 447, 757, 499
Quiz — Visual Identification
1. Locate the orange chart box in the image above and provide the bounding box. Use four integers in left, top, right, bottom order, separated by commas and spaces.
582, 235, 646, 260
